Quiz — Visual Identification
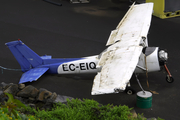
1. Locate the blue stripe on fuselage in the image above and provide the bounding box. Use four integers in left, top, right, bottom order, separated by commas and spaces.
38, 58, 84, 74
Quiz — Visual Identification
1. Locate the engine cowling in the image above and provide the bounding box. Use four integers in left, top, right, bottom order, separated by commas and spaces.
144, 47, 161, 72
136, 47, 168, 73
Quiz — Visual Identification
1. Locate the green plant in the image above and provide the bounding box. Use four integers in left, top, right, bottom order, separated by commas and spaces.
30, 98, 136, 120
5, 97, 164, 120
0, 107, 37, 120
1, 93, 27, 119
157, 117, 164, 120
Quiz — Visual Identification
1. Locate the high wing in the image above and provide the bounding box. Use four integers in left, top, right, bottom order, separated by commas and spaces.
91, 3, 154, 95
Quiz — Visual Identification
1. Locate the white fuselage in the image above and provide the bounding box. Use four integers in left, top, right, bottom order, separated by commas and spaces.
57, 55, 99, 74
57, 47, 161, 75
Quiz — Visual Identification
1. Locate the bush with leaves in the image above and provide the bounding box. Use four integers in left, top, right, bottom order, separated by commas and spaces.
0, 93, 36, 120
29, 99, 164, 120
0, 93, 164, 120
0, 107, 37, 120
31, 98, 135, 120
1, 93, 27, 118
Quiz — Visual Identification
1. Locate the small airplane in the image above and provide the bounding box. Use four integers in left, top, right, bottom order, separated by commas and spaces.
5, 3, 173, 95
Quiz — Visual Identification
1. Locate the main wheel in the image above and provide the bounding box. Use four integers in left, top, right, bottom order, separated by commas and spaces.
166, 75, 174, 83
125, 87, 136, 95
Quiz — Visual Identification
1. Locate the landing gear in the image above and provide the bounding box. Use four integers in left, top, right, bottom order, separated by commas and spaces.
125, 87, 136, 95
166, 75, 174, 83
164, 64, 174, 83
124, 82, 136, 95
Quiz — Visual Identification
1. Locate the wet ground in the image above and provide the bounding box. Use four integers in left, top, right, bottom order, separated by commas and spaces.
1, 0, 180, 119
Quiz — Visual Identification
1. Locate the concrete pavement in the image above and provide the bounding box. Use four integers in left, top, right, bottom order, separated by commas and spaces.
0, 0, 180, 119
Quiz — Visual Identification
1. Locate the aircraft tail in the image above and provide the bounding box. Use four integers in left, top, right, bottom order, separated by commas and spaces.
5, 40, 43, 72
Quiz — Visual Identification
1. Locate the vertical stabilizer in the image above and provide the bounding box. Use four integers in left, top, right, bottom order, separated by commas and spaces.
5, 40, 43, 72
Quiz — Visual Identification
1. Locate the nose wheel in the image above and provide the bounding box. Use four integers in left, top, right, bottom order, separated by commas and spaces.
164, 64, 174, 83
166, 75, 174, 83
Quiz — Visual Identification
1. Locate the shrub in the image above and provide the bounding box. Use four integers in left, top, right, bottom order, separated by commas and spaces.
0, 93, 164, 120
33, 98, 134, 120
1, 93, 26, 119
0, 107, 36, 120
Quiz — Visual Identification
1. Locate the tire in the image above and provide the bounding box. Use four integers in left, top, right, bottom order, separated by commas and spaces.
125, 87, 136, 95
166, 75, 174, 83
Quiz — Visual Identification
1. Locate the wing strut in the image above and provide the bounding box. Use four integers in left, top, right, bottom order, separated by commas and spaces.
135, 74, 145, 94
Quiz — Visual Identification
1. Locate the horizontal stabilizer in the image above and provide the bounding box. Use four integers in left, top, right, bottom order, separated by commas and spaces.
19, 68, 49, 84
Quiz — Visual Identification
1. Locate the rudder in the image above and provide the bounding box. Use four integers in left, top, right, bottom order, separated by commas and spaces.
5, 40, 43, 72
